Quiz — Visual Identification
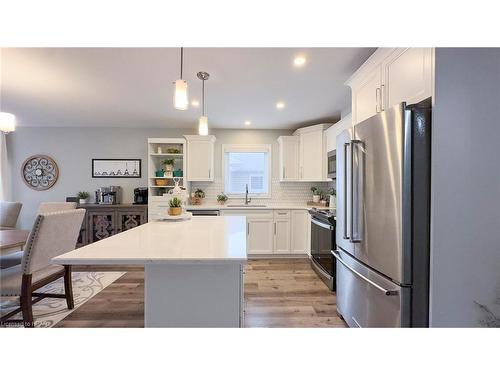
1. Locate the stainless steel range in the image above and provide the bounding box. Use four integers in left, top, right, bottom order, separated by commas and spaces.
309, 207, 336, 291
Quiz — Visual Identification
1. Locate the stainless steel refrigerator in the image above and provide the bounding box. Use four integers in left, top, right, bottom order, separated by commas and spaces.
334, 99, 431, 328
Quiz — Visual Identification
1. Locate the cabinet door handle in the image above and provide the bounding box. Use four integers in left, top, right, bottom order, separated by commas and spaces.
282, 166, 285, 179
274, 222, 277, 235
375, 87, 381, 113
247, 222, 249, 236
208, 168, 211, 179
381, 84, 385, 111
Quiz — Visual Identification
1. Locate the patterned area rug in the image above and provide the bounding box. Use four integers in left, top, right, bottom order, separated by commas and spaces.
1, 271, 125, 328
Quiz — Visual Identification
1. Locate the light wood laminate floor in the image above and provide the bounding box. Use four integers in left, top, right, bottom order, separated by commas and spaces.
55, 259, 346, 328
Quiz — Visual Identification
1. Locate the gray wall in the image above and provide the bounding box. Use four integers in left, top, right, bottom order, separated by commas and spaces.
430, 48, 500, 327
7, 127, 294, 229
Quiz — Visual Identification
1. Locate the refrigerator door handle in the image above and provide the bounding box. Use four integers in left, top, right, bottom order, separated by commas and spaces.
343, 142, 350, 240
332, 250, 399, 296
350, 140, 362, 243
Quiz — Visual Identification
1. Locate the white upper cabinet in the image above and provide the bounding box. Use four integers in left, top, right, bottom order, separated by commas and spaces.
325, 114, 353, 153
346, 48, 434, 125
352, 65, 382, 124
277, 136, 300, 181
294, 124, 330, 181
277, 124, 329, 182
185, 135, 216, 181
382, 48, 434, 109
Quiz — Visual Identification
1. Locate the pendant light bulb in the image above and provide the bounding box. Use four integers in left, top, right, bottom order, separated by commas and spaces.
198, 116, 208, 136
173, 79, 188, 110
173, 47, 188, 110
0, 112, 16, 133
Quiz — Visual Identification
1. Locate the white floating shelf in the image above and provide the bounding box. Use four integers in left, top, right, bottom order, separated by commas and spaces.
149, 176, 184, 179
149, 153, 184, 156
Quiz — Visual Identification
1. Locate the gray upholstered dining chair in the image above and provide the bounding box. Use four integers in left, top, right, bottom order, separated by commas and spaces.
0, 202, 79, 269
0, 201, 22, 230
38, 201, 77, 214
0, 209, 85, 327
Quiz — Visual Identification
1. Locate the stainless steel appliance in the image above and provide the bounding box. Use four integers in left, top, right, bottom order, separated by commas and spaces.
134, 187, 148, 205
309, 208, 336, 291
334, 99, 431, 328
187, 209, 220, 216
327, 150, 336, 179
95, 186, 122, 205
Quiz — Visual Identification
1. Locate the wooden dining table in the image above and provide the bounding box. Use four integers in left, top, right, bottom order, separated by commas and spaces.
0, 229, 30, 255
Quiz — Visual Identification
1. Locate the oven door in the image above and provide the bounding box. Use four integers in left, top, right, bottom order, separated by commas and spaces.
327, 150, 336, 179
310, 217, 335, 276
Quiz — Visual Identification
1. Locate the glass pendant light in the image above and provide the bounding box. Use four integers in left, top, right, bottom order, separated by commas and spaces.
0, 112, 16, 133
197, 71, 210, 135
173, 47, 188, 110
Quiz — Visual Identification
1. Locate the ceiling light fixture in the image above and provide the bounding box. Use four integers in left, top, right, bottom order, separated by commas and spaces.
293, 56, 306, 67
173, 47, 188, 110
197, 71, 210, 136
191, 100, 199, 107
276, 101, 285, 110
0, 112, 16, 134
244, 121, 251, 126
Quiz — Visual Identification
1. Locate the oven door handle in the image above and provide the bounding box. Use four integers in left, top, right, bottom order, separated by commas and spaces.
311, 218, 333, 231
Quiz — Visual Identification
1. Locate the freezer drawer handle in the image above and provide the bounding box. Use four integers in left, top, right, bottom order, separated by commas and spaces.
331, 250, 399, 296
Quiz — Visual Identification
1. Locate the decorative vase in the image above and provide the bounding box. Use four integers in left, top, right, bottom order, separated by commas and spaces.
79, 198, 87, 205
329, 195, 336, 208
169, 207, 182, 216
192, 196, 202, 205
312, 195, 320, 203
155, 169, 164, 177
218, 200, 226, 205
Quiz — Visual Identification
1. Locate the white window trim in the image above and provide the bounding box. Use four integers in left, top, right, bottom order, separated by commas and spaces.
221, 144, 272, 199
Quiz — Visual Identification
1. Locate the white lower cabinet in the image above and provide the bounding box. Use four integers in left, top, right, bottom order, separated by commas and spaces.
291, 210, 311, 255
247, 217, 274, 255
220, 209, 310, 256
273, 210, 291, 254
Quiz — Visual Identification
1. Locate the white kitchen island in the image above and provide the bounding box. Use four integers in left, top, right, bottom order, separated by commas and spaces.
52, 216, 247, 327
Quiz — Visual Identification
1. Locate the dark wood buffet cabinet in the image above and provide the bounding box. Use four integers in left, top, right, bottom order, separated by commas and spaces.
76, 203, 147, 247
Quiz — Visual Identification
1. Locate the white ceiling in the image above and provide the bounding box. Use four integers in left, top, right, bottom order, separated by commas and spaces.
0, 48, 375, 130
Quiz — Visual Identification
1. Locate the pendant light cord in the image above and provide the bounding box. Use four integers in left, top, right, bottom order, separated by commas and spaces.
180, 47, 184, 80
202, 79, 205, 116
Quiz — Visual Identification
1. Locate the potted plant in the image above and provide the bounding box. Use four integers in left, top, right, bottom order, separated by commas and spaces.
162, 159, 175, 176
168, 197, 182, 216
191, 188, 205, 205
311, 187, 321, 203
217, 192, 228, 205
329, 188, 336, 208
77, 191, 90, 204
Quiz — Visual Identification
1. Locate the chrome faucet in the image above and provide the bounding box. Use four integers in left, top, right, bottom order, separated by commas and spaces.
245, 184, 252, 205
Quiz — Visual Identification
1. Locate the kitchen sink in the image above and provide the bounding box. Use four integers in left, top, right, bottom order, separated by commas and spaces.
227, 204, 267, 208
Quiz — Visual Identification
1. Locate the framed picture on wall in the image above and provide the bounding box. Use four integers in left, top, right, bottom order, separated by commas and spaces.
92, 159, 141, 178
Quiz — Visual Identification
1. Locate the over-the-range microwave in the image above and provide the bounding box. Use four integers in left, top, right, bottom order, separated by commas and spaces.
327, 150, 336, 179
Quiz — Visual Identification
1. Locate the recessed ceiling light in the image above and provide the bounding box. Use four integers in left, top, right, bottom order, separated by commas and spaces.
191, 100, 199, 107
244, 121, 251, 126
293, 56, 306, 67
276, 101, 285, 110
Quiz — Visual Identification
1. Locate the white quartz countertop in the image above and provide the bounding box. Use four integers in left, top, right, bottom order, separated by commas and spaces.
52, 216, 247, 265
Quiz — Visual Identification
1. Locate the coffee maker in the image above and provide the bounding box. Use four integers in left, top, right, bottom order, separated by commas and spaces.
134, 187, 148, 205
95, 186, 122, 205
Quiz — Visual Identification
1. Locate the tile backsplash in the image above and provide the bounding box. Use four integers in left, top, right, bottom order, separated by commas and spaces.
190, 178, 334, 205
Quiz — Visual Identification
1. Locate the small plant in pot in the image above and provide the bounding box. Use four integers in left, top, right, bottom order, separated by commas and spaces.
217, 192, 228, 205
311, 187, 321, 203
162, 159, 175, 174
77, 191, 90, 204
191, 188, 205, 205
329, 188, 336, 208
168, 197, 182, 216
